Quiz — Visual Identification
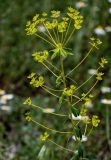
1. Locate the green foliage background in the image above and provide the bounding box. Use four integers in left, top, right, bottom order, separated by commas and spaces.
0, 0, 111, 159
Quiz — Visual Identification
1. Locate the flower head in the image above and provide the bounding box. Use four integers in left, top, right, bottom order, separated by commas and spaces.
25, 112, 32, 122
25, 17, 39, 35
89, 37, 102, 49
27, 73, 36, 79
99, 57, 108, 68
67, 7, 83, 29
92, 115, 100, 127
63, 85, 76, 97
30, 76, 45, 88
96, 72, 104, 81
23, 97, 32, 106
40, 132, 49, 141
51, 10, 60, 18
32, 50, 49, 63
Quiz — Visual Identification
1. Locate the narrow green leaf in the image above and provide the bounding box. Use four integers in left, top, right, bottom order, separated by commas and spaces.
71, 107, 79, 117
74, 126, 82, 140
78, 143, 83, 158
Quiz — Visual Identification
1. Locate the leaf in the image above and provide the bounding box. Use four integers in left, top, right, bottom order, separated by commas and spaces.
56, 76, 63, 86
71, 106, 80, 117
51, 48, 59, 59
74, 126, 82, 140
78, 143, 83, 158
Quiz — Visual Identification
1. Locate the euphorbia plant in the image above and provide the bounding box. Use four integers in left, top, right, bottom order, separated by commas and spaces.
23, 7, 108, 159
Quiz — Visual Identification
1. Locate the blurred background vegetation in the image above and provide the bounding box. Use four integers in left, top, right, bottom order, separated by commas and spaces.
0, 0, 111, 159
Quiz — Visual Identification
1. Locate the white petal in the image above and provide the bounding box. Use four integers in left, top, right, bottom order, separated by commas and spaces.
43, 108, 55, 113
100, 99, 111, 105
101, 87, 111, 93
1, 94, 14, 101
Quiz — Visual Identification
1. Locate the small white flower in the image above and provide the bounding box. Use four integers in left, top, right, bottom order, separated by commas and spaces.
1, 94, 14, 101
43, 108, 55, 113
94, 26, 106, 35
88, 69, 97, 75
0, 105, 12, 112
109, 8, 111, 14
108, 0, 111, 2
105, 26, 111, 32
100, 99, 111, 105
72, 135, 87, 142
38, 25, 46, 32
101, 86, 111, 93
75, 2, 87, 9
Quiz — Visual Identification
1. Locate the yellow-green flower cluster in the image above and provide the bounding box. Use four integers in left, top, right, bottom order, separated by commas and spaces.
51, 10, 60, 18
40, 132, 49, 141
99, 57, 108, 68
27, 73, 36, 79
80, 105, 88, 117
96, 72, 104, 81
30, 76, 44, 88
25, 112, 32, 122
89, 37, 102, 49
92, 115, 100, 127
82, 94, 93, 105
25, 14, 40, 35
27, 73, 44, 88
45, 19, 58, 29
63, 85, 76, 96
32, 50, 49, 63
23, 97, 32, 106
67, 7, 83, 29
58, 21, 68, 32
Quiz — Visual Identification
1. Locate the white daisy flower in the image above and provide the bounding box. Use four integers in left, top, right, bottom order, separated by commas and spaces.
100, 99, 111, 105
101, 87, 111, 93
0, 105, 12, 112
94, 26, 106, 35
88, 69, 97, 75
109, 8, 111, 14
105, 26, 111, 32
75, 2, 87, 9
1, 94, 14, 101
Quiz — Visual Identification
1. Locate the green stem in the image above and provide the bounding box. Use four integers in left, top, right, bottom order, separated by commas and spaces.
63, 20, 71, 45
75, 67, 100, 91
64, 28, 75, 46
31, 119, 72, 134
42, 86, 59, 98
43, 22, 57, 46
49, 139, 75, 153
66, 47, 93, 77
31, 104, 68, 117
60, 55, 74, 128
42, 62, 58, 78
44, 85, 63, 92
72, 80, 98, 106
35, 33, 55, 47
84, 123, 88, 136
